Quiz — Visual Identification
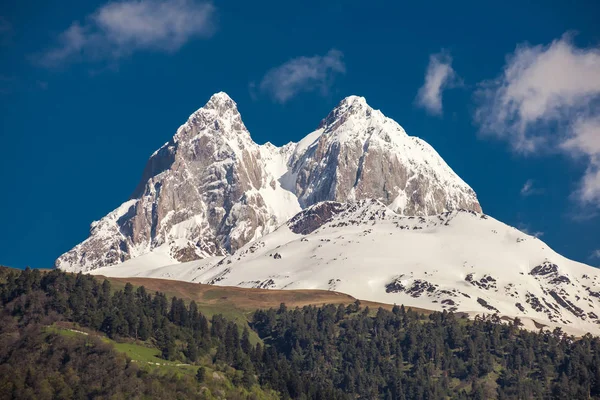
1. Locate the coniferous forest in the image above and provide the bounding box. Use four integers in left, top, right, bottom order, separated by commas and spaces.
1, 267, 600, 399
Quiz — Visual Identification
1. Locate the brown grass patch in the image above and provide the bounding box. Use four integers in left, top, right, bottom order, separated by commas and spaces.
99, 275, 432, 314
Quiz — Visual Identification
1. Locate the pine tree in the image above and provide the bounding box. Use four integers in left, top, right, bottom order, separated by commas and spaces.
241, 326, 252, 354
196, 366, 206, 383
186, 341, 198, 362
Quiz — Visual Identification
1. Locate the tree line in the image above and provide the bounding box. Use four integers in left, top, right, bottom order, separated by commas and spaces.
2, 267, 600, 399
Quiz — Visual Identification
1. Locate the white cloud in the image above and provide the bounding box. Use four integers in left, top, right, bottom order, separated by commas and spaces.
520, 179, 543, 197
259, 49, 345, 103
561, 116, 600, 205
517, 223, 544, 238
474, 34, 600, 207
520, 180, 533, 196
415, 52, 458, 115
39, 0, 215, 66
591, 249, 600, 260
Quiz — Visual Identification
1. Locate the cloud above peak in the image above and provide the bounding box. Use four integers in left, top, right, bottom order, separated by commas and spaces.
517, 223, 544, 238
258, 49, 346, 103
474, 35, 600, 208
39, 0, 216, 67
520, 179, 543, 197
415, 51, 458, 115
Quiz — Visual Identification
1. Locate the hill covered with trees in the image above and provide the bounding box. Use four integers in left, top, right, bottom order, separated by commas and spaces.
1, 267, 600, 399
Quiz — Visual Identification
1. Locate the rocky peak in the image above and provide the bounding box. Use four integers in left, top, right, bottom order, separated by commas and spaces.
314, 95, 408, 149
56, 92, 482, 272
319, 95, 374, 130
332, 95, 369, 114
176, 91, 248, 144
291, 96, 480, 214
202, 91, 239, 114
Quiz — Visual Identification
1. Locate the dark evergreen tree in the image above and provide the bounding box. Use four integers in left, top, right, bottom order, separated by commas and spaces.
196, 366, 206, 383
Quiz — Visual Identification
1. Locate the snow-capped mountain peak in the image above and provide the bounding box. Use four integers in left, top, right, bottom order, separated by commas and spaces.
57, 91, 600, 336
290, 96, 480, 213
318, 95, 399, 138
320, 95, 370, 121
175, 91, 249, 145
196, 91, 239, 117
206, 90, 236, 105
57, 92, 481, 271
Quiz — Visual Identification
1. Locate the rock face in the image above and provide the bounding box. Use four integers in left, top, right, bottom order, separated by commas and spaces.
287, 96, 481, 214
288, 202, 347, 235
56, 93, 481, 272
56, 93, 301, 272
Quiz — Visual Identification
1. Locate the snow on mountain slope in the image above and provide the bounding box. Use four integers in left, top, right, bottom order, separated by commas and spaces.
93, 200, 600, 335
57, 92, 481, 272
92, 247, 218, 282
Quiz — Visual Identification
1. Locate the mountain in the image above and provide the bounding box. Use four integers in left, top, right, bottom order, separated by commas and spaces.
57, 92, 600, 335
56, 92, 480, 272
93, 199, 600, 336
287, 95, 481, 214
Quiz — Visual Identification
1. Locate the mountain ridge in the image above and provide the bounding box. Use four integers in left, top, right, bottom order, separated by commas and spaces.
56, 92, 481, 272
55, 91, 600, 335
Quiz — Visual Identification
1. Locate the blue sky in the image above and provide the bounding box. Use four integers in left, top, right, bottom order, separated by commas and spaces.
1, 0, 599, 269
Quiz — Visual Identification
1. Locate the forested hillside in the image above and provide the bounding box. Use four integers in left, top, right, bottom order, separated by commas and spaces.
1, 267, 600, 399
